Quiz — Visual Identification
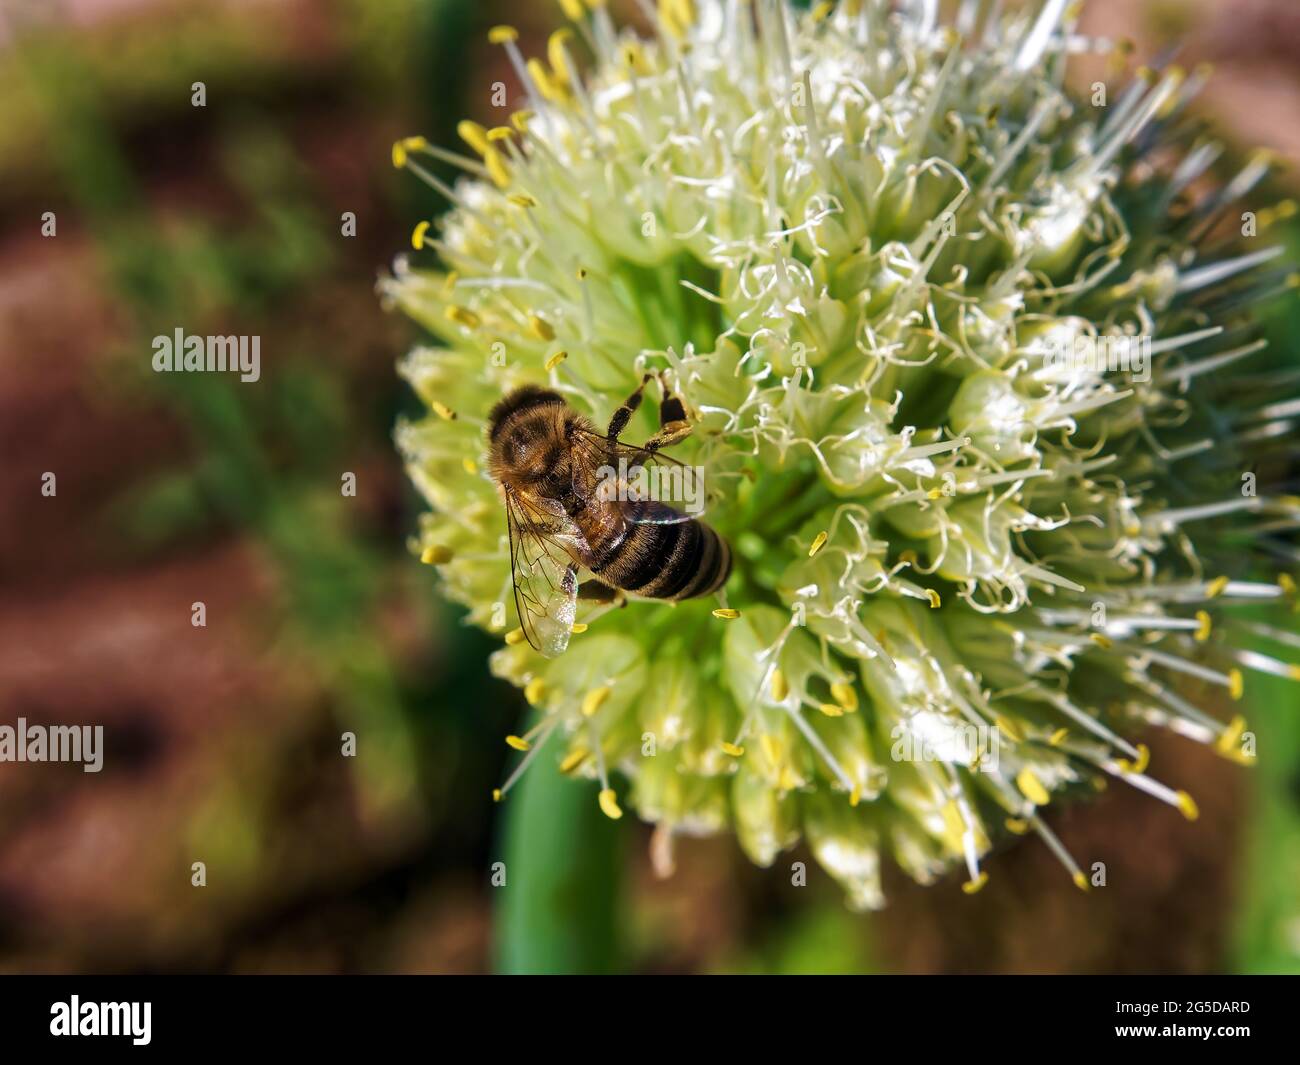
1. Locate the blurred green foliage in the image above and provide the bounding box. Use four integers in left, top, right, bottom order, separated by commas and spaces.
1233, 221, 1300, 973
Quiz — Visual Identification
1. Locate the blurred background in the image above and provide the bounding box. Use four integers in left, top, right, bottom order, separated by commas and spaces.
0, 0, 1297, 974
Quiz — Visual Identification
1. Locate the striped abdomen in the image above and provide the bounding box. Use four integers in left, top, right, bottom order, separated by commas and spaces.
586, 510, 732, 601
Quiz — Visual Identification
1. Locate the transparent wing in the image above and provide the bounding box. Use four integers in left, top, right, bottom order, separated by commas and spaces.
570, 426, 708, 523
505, 490, 580, 658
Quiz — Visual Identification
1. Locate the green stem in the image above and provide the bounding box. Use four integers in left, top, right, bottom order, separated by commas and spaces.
494, 754, 624, 974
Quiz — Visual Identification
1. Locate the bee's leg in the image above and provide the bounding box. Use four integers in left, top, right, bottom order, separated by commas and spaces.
607, 373, 653, 441
578, 579, 624, 605
642, 376, 693, 453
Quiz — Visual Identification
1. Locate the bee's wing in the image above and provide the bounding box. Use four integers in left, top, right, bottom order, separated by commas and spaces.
570, 426, 709, 522
619, 498, 696, 525
505, 490, 580, 658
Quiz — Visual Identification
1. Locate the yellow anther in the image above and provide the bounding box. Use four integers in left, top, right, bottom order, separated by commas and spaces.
830, 682, 858, 713
504, 627, 526, 645
926, 488, 943, 500
712, 607, 741, 619
817, 703, 844, 718
506, 735, 530, 752
996, 715, 1025, 743
419, 545, 453, 565
1005, 817, 1029, 835
811, 1, 834, 23
558, 0, 585, 20
849, 784, 861, 807
559, 747, 588, 773
524, 677, 547, 705
443, 270, 459, 293
777, 766, 801, 792
1090, 633, 1113, 650
1016, 767, 1050, 806
962, 872, 988, 895
1156, 68, 1185, 117
582, 685, 612, 717
526, 58, 564, 102
411, 220, 431, 250
1228, 668, 1244, 701
621, 42, 652, 76
1279, 573, 1297, 597
456, 120, 490, 157
1048, 727, 1069, 747
808, 531, 828, 557
570, 622, 588, 634
487, 25, 519, 44
1206, 575, 1230, 598
391, 135, 427, 168
462, 458, 478, 476
759, 733, 781, 765
721, 742, 745, 758
1194, 609, 1212, 642
658, 0, 696, 39
657, 0, 682, 38
769, 669, 789, 702
492, 788, 502, 802
1175, 790, 1200, 822
926, 589, 941, 609
483, 146, 510, 189
1072, 871, 1090, 892
486, 126, 513, 142
1116, 743, 1149, 774
444, 305, 480, 329
598, 788, 623, 820
1215, 714, 1247, 757
544, 350, 568, 372
528, 315, 555, 341
431, 400, 457, 421
898, 549, 917, 564
548, 29, 575, 86
510, 110, 533, 134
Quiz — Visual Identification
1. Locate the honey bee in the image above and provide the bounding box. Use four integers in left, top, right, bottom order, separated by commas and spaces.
487, 375, 732, 656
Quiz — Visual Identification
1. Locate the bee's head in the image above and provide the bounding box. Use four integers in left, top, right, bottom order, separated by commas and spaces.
486, 388, 599, 502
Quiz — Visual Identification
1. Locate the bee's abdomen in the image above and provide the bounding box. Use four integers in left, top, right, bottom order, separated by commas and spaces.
600, 518, 731, 601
